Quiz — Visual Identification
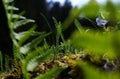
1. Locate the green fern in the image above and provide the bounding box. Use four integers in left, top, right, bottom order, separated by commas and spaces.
13, 19, 35, 29
4, 0, 14, 3
20, 32, 51, 54
2, 0, 120, 79
22, 47, 54, 79
3, 0, 51, 67
18, 26, 36, 46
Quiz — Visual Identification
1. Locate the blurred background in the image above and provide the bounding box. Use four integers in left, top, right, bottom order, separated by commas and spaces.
14, 0, 120, 44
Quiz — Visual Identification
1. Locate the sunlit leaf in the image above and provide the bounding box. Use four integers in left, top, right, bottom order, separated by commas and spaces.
71, 30, 116, 59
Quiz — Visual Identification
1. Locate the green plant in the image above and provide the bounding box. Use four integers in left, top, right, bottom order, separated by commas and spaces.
3, 0, 52, 75
1, 0, 120, 79
2, 0, 65, 79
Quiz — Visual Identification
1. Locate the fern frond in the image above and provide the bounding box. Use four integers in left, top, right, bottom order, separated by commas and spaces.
28, 32, 51, 49
4, 0, 14, 3
13, 19, 35, 29
22, 47, 54, 79
7, 6, 19, 10
18, 26, 36, 46
20, 32, 51, 54
7, 13, 26, 19
22, 47, 43, 79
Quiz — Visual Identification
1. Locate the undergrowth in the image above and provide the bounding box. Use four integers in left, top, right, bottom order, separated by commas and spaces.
0, 0, 120, 79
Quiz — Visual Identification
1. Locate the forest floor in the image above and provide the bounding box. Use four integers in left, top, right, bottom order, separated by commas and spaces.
0, 51, 120, 79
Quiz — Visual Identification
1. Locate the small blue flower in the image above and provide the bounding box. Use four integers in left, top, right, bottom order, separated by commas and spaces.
96, 18, 108, 28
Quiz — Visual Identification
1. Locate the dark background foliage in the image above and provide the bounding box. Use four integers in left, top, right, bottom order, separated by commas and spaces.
0, 0, 13, 70
14, 0, 97, 43
14, 0, 75, 44
14, 0, 71, 31
0, 0, 97, 56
